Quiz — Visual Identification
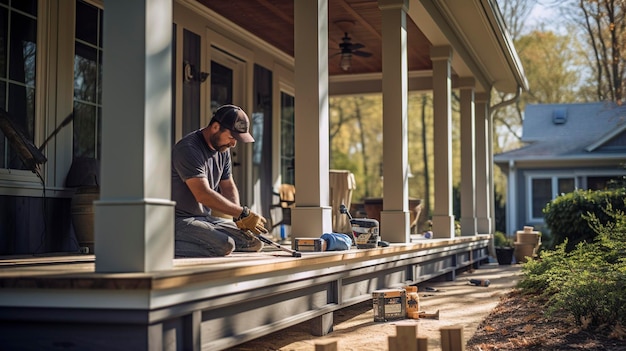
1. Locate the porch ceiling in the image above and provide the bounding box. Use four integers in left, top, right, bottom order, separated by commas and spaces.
199, 0, 432, 76
196, 0, 527, 94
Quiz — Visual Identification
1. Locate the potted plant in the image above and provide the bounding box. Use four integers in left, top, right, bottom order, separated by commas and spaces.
493, 231, 514, 265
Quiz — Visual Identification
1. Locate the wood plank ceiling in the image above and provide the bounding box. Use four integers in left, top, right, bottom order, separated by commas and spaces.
198, 0, 433, 76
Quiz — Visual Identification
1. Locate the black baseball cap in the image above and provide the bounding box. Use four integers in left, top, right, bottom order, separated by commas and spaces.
211, 105, 254, 143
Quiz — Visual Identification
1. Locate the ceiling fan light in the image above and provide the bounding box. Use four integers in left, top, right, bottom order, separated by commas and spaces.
340, 53, 352, 71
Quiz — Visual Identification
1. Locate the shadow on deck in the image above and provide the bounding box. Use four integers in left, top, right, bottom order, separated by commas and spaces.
0, 235, 492, 351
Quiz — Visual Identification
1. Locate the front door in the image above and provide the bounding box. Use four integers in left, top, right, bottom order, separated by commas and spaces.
209, 48, 249, 203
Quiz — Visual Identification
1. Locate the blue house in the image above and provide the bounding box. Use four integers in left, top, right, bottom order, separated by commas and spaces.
494, 102, 626, 236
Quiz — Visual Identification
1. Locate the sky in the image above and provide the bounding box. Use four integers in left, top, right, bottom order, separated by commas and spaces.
527, 2, 566, 34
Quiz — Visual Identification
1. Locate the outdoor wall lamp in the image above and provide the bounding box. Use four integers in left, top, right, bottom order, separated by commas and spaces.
183, 61, 209, 83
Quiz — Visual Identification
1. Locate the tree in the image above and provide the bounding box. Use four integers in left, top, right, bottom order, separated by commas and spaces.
575, 0, 626, 102
329, 95, 382, 200
544, 0, 626, 103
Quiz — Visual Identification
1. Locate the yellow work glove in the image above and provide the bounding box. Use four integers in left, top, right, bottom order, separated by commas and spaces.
235, 211, 268, 235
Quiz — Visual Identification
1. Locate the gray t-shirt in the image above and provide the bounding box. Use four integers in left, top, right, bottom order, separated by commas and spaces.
171, 130, 232, 217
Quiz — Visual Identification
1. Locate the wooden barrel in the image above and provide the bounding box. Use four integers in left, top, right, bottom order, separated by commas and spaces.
71, 186, 99, 254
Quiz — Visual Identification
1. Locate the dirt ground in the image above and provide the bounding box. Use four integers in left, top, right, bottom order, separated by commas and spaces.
467, 290, 626, 351
227, 263, 523, 351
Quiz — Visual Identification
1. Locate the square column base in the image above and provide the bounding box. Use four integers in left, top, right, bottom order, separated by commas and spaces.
291, 206, 333, 239
95, 199, 175, 273
380, 210, 410, 243
432, 215, 455, 238
476, 217, 492, 234
460, 217, 477, 236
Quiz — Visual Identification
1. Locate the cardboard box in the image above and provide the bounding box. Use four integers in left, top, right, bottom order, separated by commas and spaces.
372, 288, 406, 322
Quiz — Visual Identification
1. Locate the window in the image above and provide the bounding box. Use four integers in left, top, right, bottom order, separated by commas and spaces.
588, 176, 617, 190
73, 0, 103, 159
0, 0, 38, 170
528, 175, 576, 221
280, 92, 294, 185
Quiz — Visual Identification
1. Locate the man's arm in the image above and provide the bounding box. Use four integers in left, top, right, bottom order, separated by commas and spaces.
185, 177, 244, 218
217, 176, 240, 206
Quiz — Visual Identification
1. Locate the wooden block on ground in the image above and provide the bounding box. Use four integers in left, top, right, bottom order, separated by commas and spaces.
417, 336, 428, 351
315, 339, 338, 351
396, 322, 418, 350
440, 325, 464, 351
388, 336, 398, 351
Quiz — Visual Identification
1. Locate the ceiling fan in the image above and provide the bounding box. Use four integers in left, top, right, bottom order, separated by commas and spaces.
333, 32, 372, 71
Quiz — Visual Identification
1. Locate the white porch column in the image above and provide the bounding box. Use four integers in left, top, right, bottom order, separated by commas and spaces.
96, 0, 174, 272
506, 160, 517, 235
487, 101, 496, 234
379, 0, 410, 243
291, 0, 333, 237
459, 78, 477, 236
430, 46, 454, 238
475, 93, 491, 234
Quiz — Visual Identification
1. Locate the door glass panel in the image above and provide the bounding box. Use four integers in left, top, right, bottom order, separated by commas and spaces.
210, 51, 245, 201
252, 65, 272, 215
280, 92, 295, 185
210, 60, 233, 109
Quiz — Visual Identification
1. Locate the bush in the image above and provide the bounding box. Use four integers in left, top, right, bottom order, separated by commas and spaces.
493, 231, 513, 248
519, 207, 626, 328
542, 188, 626, 250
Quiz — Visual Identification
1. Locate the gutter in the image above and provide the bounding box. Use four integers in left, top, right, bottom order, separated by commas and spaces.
488, 85, 521, 115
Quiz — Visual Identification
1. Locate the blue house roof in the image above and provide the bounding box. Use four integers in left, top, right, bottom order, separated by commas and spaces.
494, 102, 626, 163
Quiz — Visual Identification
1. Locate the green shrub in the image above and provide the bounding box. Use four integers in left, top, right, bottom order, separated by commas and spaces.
542, 188, 626, 250
493, 231, 513, 248
519, 207, 626, 328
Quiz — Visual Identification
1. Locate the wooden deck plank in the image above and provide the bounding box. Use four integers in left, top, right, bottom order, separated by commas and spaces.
0, 237, 490, 290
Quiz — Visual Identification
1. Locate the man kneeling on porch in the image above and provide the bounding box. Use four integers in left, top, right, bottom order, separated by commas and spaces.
171, 104, 267, 257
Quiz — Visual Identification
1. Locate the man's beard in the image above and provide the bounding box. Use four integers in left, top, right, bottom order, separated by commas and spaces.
209, 132, 231, 152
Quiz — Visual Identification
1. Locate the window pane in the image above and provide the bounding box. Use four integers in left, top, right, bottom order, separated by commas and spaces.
0, 8, 7, 79
0, 80, 4, 108
73, 102, 96, 158
0, 81, 5, 166
588, 176, 614, 190
11, 0, 37, 16
74, 42, 98, 102
74, 0, 103, 160
9, 11, 36, 85
557, 178, 574, 195
1, 3, 36, 170
75, 0, 99, 46
532, 178, 551, 218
